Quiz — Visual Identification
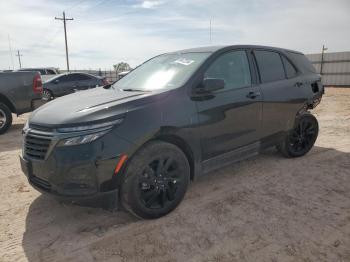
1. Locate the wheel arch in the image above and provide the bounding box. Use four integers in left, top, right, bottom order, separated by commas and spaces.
0, 94, 16, 113
153, 133, 196, 181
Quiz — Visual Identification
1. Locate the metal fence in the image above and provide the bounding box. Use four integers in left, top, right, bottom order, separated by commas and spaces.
306, 52, 350, 86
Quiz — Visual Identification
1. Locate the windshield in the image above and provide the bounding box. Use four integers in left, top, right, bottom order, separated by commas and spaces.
113, 52, 211, 91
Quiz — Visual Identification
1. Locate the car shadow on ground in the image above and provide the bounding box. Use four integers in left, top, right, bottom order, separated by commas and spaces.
22, 194, 137, 261
21, 146, 350, 261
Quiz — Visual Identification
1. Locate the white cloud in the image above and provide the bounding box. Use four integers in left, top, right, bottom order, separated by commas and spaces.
139, 0, 163, 9
0, 0, 349, 70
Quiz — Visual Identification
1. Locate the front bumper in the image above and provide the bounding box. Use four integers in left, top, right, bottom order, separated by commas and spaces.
20, 129, 134, 208
20, 154, 119, 208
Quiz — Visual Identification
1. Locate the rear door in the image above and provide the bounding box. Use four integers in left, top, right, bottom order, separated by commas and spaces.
253, 49, 302, 142
54, 74, 80, 96
74, 74, 95, 90
195, 49, 263, 161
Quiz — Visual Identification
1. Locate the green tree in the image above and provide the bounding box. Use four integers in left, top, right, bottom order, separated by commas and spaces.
113, 62, 131, 73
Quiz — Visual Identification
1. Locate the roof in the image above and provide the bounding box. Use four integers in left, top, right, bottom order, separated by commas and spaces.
19, 67, 58, 70
171, 45, 303, 55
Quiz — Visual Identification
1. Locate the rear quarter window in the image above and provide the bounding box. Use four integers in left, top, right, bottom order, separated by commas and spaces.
254, 50, 285, 83
287, 52, 316, 74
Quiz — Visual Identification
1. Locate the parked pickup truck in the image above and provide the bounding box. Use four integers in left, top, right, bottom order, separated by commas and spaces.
0, 72, 43, 134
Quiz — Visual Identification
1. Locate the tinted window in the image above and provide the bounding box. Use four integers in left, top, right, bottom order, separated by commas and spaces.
254, 51, 285, 83
205, 50, 251, 90
281, 56, 297, 78
60, 74, 77, 82
74, 74, 92, 81
287, 52, 316, 73
60, 74, 91, 82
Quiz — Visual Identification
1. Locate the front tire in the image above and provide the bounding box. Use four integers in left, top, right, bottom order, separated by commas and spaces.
277, 113, 319, 158
0, 103, 13, 135
121, 141, 190, 219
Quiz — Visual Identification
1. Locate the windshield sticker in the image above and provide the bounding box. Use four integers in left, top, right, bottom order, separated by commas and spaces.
172, 58, 195, 66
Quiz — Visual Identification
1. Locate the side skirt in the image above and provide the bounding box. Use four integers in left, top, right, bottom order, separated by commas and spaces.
201, 141, 260, 174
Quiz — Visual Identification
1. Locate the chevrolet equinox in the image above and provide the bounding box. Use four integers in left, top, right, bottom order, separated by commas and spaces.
20, 45, 324, 219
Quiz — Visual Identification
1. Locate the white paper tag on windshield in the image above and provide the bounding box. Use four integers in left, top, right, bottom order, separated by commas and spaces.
173, 58, 194, 66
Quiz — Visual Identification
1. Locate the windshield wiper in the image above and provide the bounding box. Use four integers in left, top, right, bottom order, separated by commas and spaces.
121, 88, 150, 92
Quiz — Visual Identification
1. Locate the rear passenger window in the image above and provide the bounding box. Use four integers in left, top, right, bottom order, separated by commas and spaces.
254, 50, 285, 83
281, 56, 297, 78
75, 74, 92, 81
205, 50, 251, 90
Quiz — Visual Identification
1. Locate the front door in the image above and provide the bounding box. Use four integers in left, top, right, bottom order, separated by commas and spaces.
195, 50, 262, 161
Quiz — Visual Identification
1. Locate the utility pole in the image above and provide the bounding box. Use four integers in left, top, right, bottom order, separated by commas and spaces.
209, 19, 212, 44
16, 50, 23, 69
55, 11, 74, 72
320, 45, 328, 75
7, 34, 14, 69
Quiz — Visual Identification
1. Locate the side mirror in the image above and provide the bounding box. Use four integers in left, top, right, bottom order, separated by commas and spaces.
200, 78, 225, 93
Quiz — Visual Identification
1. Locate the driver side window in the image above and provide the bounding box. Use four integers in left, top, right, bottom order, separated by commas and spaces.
205, 50, 251, 91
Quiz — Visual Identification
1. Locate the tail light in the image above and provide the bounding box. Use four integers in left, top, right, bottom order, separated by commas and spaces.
102, 78, 110, 86
33, 73, 43, 94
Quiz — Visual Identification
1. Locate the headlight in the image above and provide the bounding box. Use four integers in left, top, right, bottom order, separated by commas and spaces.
56, 118, 123, 133
58, 130, 109, 147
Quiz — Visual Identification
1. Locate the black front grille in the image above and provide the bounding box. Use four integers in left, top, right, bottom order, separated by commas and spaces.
24, 132, 52, 160
30, 175, 51, 191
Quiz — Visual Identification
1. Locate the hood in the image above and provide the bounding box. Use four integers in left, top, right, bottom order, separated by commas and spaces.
29, 87, 152, 127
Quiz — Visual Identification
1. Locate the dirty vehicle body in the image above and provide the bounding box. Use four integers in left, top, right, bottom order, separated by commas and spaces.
17, 67, 60, 83
42, 72, 109, 101
20, 45, 323, 219
0, 71, 43, 134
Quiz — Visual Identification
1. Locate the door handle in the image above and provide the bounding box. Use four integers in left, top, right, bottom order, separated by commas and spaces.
294, 82, 303, 87
247, 91, 260, 99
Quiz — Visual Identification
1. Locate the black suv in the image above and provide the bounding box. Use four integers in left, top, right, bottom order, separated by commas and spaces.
20, 45, 324, 219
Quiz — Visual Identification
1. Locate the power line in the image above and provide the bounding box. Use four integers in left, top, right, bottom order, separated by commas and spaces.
55, 11, 74, 72
16, 50, 23, 69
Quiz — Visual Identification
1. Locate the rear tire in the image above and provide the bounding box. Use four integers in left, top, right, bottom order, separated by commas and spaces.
277, 113, 319, 158
121, 141, 190, 219
0, 103, 12, 135
42, 89, 54, 101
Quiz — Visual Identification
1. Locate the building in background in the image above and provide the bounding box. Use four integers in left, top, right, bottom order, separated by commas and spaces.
306, 52, 350, 87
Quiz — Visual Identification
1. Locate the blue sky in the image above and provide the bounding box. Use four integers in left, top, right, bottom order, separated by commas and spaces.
0, 0, 349, 70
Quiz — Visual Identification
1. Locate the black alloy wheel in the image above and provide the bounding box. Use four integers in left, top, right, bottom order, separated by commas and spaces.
138, 157, 182, 209
121, 141, 190, 219
278, 113, 319, 158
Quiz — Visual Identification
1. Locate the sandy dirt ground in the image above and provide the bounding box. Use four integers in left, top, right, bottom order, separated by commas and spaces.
0, 88, 349, 262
